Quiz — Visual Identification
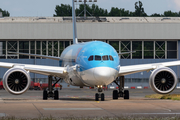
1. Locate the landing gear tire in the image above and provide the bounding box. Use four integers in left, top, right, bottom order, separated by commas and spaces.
43, 90, 48, 100
43, 76, 62, 100
124, 90, 129, 99
101, 93, 105, 101
113, 90, 118, 99
113, 76, 130, 100
54, 90, 59, 100
95, 93, 99, 101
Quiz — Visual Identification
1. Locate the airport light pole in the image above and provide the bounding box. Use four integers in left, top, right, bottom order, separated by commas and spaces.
74, 0, 97, 20
84, 0, 86, 19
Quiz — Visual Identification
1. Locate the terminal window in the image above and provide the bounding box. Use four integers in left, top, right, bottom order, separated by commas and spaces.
121, 41, 131, 59
144, 41, 153, 59
132, 41, 142, 59
155, 41, 165, 59
0, 40, 178, 59
109, 41, 119, 53
167, 41, 177, 59
19, 41, 29, 58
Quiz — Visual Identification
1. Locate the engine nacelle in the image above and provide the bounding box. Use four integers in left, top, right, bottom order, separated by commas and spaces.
149, 67, 178, 94
3, 68, 31, 95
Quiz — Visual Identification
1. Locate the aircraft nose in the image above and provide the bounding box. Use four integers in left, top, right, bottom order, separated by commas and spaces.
93, 67, 111, 81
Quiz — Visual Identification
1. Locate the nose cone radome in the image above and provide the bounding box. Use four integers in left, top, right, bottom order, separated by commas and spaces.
80, 63, 119, 86
93, 67, 111, 81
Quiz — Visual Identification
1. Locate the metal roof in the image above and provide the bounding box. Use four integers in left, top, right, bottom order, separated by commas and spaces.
0, 17, 180, 40
0, 17, 180, 23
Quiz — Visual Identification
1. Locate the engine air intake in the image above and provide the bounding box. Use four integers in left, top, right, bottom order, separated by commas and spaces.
3, 68, 31, 95
7, 72, 28, 92
154, 71, 174, 91
149, 67, 178, 94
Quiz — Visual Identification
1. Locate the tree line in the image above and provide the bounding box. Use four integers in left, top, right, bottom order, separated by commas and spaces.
0, 8, 10, 17
1, 1, 180, 17
54, 1, 180, 17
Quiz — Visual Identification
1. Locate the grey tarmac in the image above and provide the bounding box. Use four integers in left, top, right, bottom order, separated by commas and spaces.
0, 88, 180, 118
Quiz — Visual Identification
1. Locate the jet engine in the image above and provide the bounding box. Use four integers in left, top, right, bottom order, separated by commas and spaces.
149, 67, 178, 94
3, 67, 31, 95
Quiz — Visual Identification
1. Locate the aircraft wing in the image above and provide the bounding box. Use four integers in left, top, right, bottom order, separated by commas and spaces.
8, 52, 60, 60
0, 62, 68, 78
119, 60, 180, 76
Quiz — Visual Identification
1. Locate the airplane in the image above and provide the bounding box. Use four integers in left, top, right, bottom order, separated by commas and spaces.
1, 0, 180, 101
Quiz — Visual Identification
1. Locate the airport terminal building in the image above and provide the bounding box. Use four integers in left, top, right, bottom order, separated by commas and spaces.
0, 16, 180, 86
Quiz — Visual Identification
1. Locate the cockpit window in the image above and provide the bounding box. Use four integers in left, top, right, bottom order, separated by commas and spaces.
102, 55, 109, 61
88, 56, 94, 61
109, 55, 114, 61
95, 55, 101, 61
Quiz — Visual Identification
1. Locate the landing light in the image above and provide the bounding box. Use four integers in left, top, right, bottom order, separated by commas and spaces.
97, 85, 103, 88
63, 70, 67, 73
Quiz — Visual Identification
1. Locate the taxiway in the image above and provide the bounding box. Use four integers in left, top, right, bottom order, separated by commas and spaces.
0, 88, 180, 118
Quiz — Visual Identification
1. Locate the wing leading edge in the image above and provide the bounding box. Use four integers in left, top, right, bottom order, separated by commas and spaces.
119, 60, 180, 76
0, 62, 67, 78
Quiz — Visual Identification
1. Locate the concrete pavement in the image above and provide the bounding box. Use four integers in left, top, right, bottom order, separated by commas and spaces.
0, 89, 180, 118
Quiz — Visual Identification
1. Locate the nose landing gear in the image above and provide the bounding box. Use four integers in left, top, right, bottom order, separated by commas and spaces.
95, 86, 105, 101
113, 76, 129, 100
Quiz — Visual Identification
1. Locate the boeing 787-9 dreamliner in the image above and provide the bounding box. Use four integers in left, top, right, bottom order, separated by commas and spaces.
2, 0, 180, 101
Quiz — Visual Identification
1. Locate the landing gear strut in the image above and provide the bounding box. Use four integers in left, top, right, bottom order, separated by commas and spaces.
43, 76, 62, 100
95, 86, 105, 101
113, 76, 129, 100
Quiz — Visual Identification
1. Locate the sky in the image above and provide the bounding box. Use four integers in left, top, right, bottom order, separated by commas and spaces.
0, 0, 180, 17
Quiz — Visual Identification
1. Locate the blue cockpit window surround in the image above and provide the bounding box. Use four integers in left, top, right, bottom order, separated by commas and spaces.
95, 55, 101, 61
109, 55, 114, 61
102, 55, 109, 61
88, 55, 94, 61
88, 55, 114, 61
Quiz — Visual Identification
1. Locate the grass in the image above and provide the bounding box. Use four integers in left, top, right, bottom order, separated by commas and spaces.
145, 94, 180, 100
1, 117, 180, 120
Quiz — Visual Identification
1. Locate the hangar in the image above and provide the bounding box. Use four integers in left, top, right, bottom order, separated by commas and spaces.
0, 16, 180, 86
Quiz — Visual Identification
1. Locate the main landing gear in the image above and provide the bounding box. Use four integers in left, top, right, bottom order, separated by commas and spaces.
95, 86, 105, 101
43, 76, 62, 100
113, 76, 129, 100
